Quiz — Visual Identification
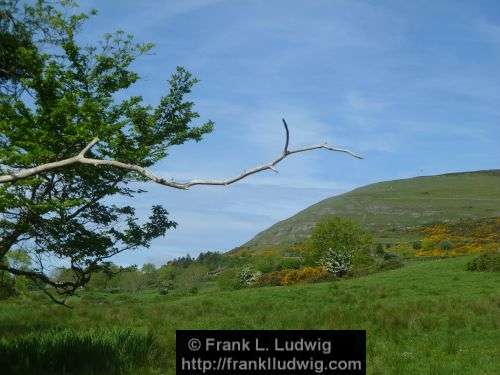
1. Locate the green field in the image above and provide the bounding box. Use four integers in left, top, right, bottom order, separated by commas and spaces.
1, 256, 499, 374
243, 170, 500, 248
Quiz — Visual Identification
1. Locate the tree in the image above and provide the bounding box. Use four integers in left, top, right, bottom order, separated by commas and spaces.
239, 264, 261, 287
308, 217, 372, 263
141, 262, 158, 288
85, 262, 120, 290
0, 1, 360, 304
319, 248, 353, 276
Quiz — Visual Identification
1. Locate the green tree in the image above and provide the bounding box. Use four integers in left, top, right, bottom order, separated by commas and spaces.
308, 216, 372, 262
86, 262, 120, 290
0, 247, 33, 295
0, 1, 360, 304
141, 262, 158, 288
173, 263, 208, 292
0, 1, 208, 303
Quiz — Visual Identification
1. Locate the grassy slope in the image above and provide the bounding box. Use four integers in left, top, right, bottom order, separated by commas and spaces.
1, 257, 499, 374
243, 170, 500, 248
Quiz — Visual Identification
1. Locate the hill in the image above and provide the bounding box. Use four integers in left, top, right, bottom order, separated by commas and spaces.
242, 170, 500, 249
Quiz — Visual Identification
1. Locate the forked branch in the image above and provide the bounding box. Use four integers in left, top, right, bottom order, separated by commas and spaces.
0, 119, 362, 188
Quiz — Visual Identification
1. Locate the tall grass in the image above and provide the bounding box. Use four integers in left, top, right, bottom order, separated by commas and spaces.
0, 328, 157, 375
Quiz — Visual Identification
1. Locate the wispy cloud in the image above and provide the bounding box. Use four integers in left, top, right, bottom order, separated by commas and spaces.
76, 0, 500, 265
476, 19, 500, 44
345, 92, 389, 113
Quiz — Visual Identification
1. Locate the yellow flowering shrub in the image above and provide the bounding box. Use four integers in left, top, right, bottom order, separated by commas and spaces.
281, 266, 330, 285
415, 217, 499, 257
255, 266, 330, 287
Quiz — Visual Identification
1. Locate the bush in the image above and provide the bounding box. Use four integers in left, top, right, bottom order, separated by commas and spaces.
412, 241, 422, 250
379, 252, 404, 270
281, 267, 330, 285
466, 252, 500, 272
0, 278, 17, 299
253, 258, 279, 274
439, 240, 454, 251
382, 252, 399, 261
216, 268, 242, 290
239, 265, 261, 287
279, 257, 303, 270
255, 271, 284, 287
319, 249, 353, 277
172, 264, 209, 292
255, 267, 330, 287
157, 280, 172, 295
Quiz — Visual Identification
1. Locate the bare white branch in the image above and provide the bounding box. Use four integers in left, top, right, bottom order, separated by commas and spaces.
0, 118, 362, 188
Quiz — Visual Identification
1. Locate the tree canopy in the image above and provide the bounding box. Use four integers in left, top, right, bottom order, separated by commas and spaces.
0, 0, 360, 304
309, 216, 372, 260
0, 0, 215, 303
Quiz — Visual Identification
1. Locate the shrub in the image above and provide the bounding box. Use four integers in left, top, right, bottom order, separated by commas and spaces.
466, 252, 500, 272
375, 243, 385, 256
216, 268, 241, 290
172, 264, 209, 291
379, 259, 403, 271
383, 252, 399, 261
157, 280, 173, 295
0, 277, 17, 299
379, 252, 404, 270
439, 240, 454, 251
158, 288, 168, 295
255, 271, 284, 287
254, 267, 330, 287
239, 265, 262, 286
281, 267, 330, 285
252, 253, 280, 273
421, 238, 435, 251
319, 249, 353, 277
412, 241, 422, 250
279, 257, 303, 270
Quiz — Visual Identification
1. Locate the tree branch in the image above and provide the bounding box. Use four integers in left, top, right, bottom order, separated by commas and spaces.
0, 119, 362, 188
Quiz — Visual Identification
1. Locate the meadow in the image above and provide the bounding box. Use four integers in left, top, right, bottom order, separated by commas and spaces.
1, 256, 499, 374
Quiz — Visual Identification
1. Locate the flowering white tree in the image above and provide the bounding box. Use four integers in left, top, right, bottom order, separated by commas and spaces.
319, 248, 353, 277
239, 265, 262, 286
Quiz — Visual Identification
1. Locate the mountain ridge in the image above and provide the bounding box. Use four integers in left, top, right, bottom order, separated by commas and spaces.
240, 169, 500, 249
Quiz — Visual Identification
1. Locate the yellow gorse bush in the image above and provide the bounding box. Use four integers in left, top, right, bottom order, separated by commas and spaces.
415, 217, 499, 257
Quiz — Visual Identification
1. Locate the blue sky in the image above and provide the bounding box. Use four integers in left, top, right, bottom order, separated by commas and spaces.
79, 0, 499, 265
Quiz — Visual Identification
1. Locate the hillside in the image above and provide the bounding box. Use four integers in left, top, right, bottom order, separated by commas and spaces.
243, 170, 500, 248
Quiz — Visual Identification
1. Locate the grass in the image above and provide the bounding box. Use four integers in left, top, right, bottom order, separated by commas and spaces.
0, 256, 499, 374
244, 170, 500, 247
0, 328, 157, 375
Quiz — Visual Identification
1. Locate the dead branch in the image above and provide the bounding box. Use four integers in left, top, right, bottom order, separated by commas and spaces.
0, 119, 362, 188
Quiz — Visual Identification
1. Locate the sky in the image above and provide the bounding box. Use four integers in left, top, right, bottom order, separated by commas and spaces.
76, 0, 499, 265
